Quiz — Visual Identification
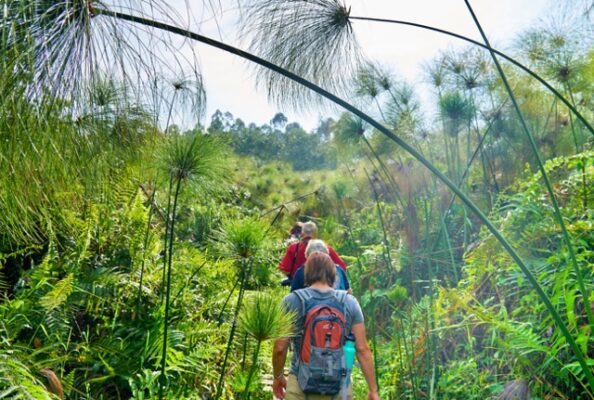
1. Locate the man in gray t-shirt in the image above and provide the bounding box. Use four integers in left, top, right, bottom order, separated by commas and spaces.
272, 252, 380, 400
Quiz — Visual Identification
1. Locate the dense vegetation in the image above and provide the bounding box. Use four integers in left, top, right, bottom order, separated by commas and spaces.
1, 0, 593, 399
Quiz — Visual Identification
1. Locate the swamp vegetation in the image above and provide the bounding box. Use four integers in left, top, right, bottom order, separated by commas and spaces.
1, 0, 594, 399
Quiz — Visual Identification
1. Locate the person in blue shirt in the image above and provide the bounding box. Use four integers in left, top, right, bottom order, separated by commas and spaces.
290, 239, 351, 293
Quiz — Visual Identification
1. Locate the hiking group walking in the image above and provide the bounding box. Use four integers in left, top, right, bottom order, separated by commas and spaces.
273, 221, 380, 400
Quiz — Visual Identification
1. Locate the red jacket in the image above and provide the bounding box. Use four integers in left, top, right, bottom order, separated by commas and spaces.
279, 236, 346, 278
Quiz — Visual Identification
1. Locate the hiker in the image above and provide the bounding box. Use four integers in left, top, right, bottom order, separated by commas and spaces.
279, 221, 346, 280
290, 239, 350, 293
272, 253, 380, 400
288, 222, 303, 242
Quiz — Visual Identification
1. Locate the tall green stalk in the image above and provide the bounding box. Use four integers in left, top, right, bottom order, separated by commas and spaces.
216, 259, 252, 399
159, 177, 182, 398
241, 332, 249, 370
563, 85, 588, 211
87, 8, 594, 391
369, 292, 381, 392
243, 340, 261, 400
468, 92, 493, 207
364, 168, 395, 278
565, 89, 582, 155
217, 278, 240, 327
464, 0, 594, 333
396, 313, 418, 400
160, 175, 173, 302
362, 149, 403, 208
159, 94, 178, 300
136, 187, 156, 314
156, 131, 224, 397
421, 197, 438, 400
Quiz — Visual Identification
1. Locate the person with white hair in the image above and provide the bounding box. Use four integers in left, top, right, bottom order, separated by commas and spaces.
272, 252, 379, 400
290, 239, 350, 293
278, 221, 346, 279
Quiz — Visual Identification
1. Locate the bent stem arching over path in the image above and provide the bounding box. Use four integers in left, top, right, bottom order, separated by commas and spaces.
2, 0, 593, 394
463, 0, 594, 330
91, 7, 594, 391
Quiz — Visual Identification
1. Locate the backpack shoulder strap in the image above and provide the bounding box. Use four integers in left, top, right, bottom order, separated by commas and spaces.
334, 291, 349, 346
335, 290, 348, 306
293, 289, 315, 361
293, 289, 313, 318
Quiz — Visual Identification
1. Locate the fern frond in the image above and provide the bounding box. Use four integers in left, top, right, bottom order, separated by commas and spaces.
39, 274, 75, 312
0, 350, 55, 400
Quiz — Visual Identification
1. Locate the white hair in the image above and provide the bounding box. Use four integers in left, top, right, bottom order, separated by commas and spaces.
302, 221, 317, 236
305, 239, 328, 258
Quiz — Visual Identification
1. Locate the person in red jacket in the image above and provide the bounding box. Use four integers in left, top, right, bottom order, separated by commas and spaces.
279, 221, 346, 279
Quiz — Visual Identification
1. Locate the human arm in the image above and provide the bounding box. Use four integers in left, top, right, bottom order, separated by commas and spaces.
343, 271, 352, 294
339, 268, 350, 291
272, 338, 290, 399
328, 246, 346, 270
279, 244, 296, 276
352, 323, 379, 399
290, 267, 305, 292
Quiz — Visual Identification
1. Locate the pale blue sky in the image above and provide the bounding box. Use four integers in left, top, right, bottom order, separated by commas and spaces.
173, 0, 562, 130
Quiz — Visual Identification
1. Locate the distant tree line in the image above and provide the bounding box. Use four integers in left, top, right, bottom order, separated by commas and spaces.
205, 110, 337, 171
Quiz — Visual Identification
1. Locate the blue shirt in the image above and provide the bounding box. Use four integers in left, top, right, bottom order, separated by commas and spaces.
290, 264, 350, 292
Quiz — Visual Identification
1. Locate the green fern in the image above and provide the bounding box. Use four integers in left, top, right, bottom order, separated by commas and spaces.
39, 274, 75, 312
0, 350, 55, 400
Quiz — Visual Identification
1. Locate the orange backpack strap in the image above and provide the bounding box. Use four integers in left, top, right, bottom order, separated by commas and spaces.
293, 289, 313, 368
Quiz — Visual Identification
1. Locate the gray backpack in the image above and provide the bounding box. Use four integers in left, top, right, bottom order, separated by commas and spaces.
294, 290, 349, 395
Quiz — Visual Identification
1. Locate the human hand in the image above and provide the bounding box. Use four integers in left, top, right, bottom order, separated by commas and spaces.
368, 390, 380, 400
273, 375, 287, 399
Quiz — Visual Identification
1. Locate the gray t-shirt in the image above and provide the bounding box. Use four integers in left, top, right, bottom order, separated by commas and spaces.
283, 288, 364, 375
